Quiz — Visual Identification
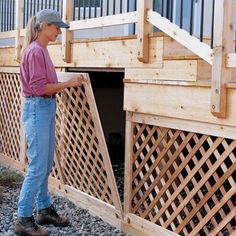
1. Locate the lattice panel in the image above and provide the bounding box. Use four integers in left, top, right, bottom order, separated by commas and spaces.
0, 72, 120, 210
0, 73, 21, 162
54, 84, 114, 205
131, 123, 236, 236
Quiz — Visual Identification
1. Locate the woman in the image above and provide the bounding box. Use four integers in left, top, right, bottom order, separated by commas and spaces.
15, 9, 83, 236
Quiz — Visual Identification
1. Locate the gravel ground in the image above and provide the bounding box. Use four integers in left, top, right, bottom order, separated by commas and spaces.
0, 165, 128, 236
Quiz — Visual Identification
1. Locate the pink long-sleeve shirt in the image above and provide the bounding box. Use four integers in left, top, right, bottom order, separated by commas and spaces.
20, 41, 58, 97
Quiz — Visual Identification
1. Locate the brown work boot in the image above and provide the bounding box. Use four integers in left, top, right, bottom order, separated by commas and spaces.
15, 216, 49, 236
36, 205, 69, 227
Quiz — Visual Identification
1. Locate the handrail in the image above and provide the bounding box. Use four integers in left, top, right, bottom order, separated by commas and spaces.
0, 1, 232, 52
0, 0, 217, 43
147, 9, 213, 65
69, 11, 137, 31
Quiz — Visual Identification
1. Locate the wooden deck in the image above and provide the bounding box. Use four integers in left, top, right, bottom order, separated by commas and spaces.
0, 1, 236, 235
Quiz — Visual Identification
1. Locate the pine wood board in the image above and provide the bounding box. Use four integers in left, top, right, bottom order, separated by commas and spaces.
124, 83, 236, 127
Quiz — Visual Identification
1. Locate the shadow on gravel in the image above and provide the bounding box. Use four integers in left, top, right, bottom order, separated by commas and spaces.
0, 168, 22, 203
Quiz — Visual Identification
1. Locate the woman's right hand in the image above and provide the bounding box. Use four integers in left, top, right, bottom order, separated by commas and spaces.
68, 75, 84, 87
44, 75, 85, 95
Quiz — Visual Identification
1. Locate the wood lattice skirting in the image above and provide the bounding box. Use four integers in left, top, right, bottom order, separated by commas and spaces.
0, 73, 21, 163
1, 71, 236, 235
53, 73, 123, 222
0, 71, 122, 228
124, 112, 236, 236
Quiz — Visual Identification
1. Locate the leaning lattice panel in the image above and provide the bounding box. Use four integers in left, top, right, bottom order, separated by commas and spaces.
53, 73, 122, 215
0, 73, 22, 163
126, 114, 236, 236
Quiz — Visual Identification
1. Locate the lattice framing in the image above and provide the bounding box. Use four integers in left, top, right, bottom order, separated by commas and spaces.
0, 73, 22, 162
129, 122, 236, 236
48, 74, 122, 212
54, 84, 114, 204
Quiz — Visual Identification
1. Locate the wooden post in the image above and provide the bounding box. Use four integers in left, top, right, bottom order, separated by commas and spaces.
137, 0, 152, 63
15, 0, 24, 62
211, 0, 234, 118
124, 112, 134, 214
62, 0, 73, 63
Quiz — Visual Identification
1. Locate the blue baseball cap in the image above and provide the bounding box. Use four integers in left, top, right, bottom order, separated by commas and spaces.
35, 9, 69, 28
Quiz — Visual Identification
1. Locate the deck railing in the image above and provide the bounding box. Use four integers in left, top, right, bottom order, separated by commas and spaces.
74, 0, 137, 20
0, 0, 216, 46
0, 1, 235, 122
0, 0, 15, 31
23, 0, 63, 27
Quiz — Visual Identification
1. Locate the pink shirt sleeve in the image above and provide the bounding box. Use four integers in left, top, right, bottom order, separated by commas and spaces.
28, 49, 48, 96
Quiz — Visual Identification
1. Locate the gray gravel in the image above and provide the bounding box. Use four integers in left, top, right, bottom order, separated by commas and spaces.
0, 165, 128, 236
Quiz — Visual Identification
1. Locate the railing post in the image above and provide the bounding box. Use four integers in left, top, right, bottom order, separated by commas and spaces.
15, 0, 24, 62
211, 0, 234, 118
62, 0, 74, 63
137, 0, 152, 63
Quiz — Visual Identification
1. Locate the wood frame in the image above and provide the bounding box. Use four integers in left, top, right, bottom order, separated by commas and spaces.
211, 0, 234, 118
124, 112, 134, 215
69, 11, 138, 30
137, 0, 152, 63
123, 111, 236, 236
55, 72, 122, 216
146, 9, 213, 65
1, 1, 236, 235
123, 81, 236, 128
62, 0, 73, 63
15, 0, 24, 62
122, 213, 180, 236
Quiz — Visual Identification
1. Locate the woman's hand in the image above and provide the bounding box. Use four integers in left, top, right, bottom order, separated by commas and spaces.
68, 75, 84, 87
44, 75, 85, 95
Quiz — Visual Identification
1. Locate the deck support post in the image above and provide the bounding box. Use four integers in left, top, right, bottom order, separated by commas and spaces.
124, 112, 134, 215
62, 0, 73, 63
211, 0, 234, 118
15, 0, 24, 62
137, 0, 152, 63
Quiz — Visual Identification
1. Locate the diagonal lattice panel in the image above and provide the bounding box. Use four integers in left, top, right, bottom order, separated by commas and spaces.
0, 72, 121, 213
130, 123, 236, 236
53, 74, 121, 210
0, 73, 21, 162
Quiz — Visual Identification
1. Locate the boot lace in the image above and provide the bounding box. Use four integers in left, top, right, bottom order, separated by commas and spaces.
48, 205, 59, 217
27, 216, 39, 231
